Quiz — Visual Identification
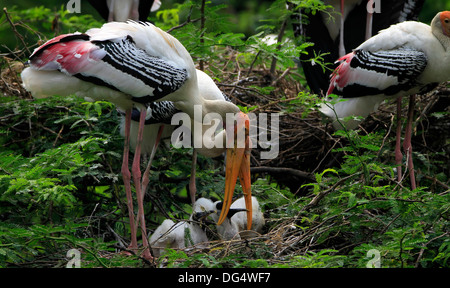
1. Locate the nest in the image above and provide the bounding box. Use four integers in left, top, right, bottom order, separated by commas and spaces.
0, 58, 29, 98
152, 213, 350, 267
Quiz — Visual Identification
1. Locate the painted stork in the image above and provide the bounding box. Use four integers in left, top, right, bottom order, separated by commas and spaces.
20, 21, 252, 261
122, 69, 232, 206
88, 0, 162, 22
148, 197, 213, 257
292, 0, 425, 96
321, 11, 450, 189
212, 196, 265, 240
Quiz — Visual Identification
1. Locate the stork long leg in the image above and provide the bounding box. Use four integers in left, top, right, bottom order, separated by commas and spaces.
131, 107, 153, 260
189, 149, 198, 205
141, 124, 165, 198
121, 109, 138, 251
338, 0, 346, 57
365, 1, 374, 39
130, 0, 140, 20
107, 0, 115, 22
395, 97, 403, 184
403, 95, 417, 190
135, 124, 164, 231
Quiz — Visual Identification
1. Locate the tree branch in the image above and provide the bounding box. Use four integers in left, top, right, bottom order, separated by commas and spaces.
166, 6, 200, 34
251, 166, 314, 181
3, 8, 31, 55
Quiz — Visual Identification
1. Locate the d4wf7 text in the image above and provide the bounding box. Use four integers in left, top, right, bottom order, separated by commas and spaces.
223, 273, 270, 283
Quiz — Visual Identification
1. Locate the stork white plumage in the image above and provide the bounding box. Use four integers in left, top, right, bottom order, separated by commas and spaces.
322, 11, 450, 189
293, 0, 424, 95
227, 196, 265, 237
21, 21, 252, 261
149, 197, 213, 257
210, 200, 245, 241
211, 196, 265, 240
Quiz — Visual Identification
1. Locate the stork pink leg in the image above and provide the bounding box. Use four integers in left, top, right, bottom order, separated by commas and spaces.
135, 125, 165, 231
395, 97, 403, 184
121, 109, 138, 251
107, 0, 115, 22
403, 95, 417, 190
339, 0, 346, 57
131, 107, 153, 261
141, 125, 165, 199
365, 1, 374, 39
130, 0, 140, 21
189, 149, 198, 205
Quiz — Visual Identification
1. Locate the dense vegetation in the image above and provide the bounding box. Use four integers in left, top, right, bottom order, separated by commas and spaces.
0, 0, 448, 268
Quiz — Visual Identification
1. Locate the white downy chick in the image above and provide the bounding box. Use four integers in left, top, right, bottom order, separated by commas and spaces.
211, 196, 265, 240
149, 198, 214, 257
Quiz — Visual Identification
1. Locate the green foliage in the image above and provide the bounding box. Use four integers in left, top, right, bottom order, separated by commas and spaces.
0, 1, 448, 269
0, 95, 121, 224
297, 129, 450, 268
1, 5, 103, 56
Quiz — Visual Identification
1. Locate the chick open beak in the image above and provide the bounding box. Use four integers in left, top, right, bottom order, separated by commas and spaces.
217, 112, 252, 230
192, 210, 214, 222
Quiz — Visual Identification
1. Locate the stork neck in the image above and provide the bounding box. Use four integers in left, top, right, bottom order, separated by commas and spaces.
203, 99, 241, 119
194, 128, 227, 158
176, 97, 240, 121
432, 13, 450, 50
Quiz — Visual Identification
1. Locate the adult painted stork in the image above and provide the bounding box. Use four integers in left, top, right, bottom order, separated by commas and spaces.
292, 0, 425, 96
21, 21, 252, 261
88, 0, 162, 22
321, 11, 450, 190
122, 69, 232, 206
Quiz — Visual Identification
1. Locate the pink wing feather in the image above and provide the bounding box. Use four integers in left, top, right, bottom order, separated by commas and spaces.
30, 34, 104, 75
327, 52, 354, 96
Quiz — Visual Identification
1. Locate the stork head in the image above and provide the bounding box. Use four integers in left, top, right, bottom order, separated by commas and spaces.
440, 11, 450, 36
217, 111, 253, 230
191, 197, 215, 222
192, 210, 214, 222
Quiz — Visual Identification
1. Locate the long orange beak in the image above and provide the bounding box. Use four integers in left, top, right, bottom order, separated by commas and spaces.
217, 112, 252, 230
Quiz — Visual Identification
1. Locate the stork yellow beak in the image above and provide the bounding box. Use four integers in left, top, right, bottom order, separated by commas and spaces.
217, 112, 252, 230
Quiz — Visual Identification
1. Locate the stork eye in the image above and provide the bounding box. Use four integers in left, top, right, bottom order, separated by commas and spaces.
446, 19, 450, 23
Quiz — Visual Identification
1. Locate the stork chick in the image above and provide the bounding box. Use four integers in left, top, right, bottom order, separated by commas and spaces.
149, 198, 213, 257
212, 196, 265, 240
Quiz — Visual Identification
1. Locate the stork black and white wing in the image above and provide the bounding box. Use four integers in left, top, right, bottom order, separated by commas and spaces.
28, 33, 188, 103
328, 48, 429, 98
